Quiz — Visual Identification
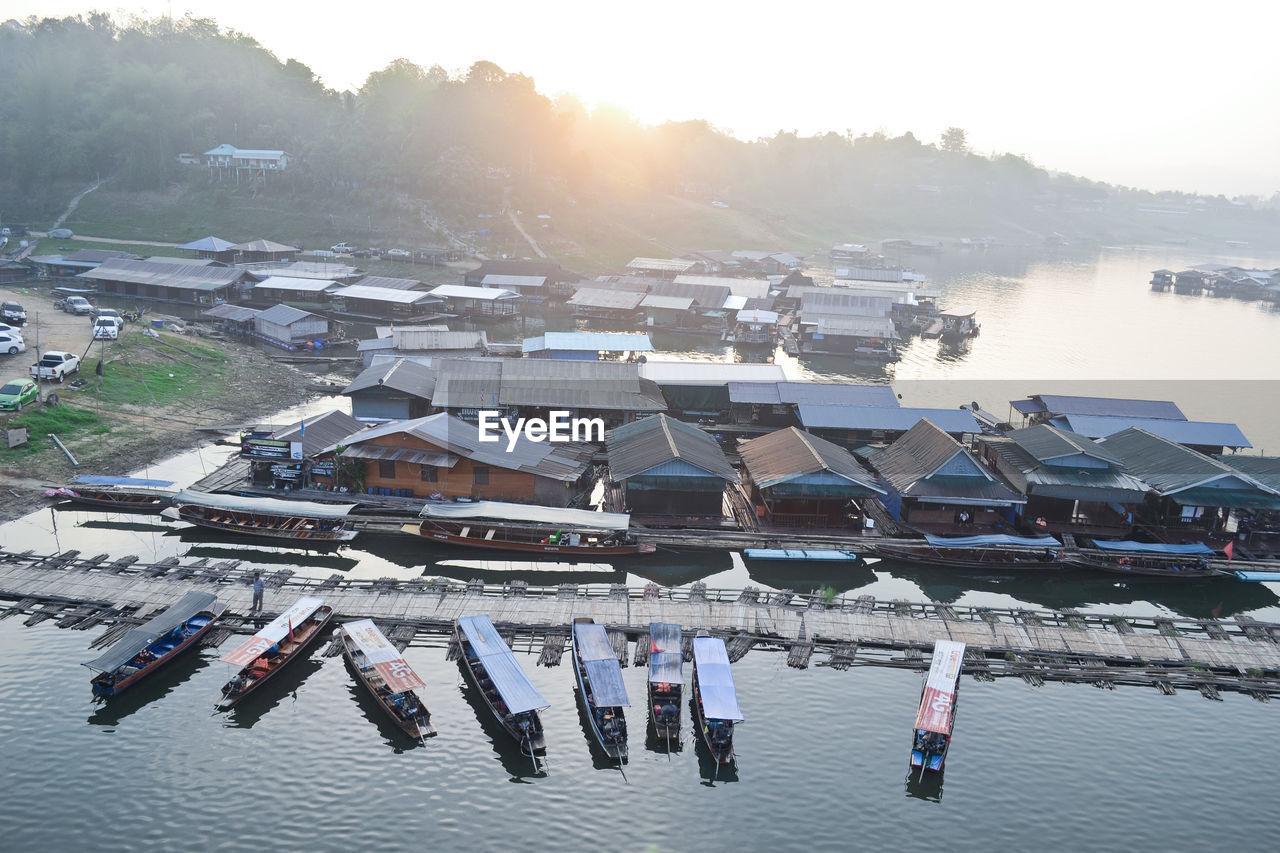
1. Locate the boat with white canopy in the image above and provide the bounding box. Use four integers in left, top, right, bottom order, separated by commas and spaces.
648, 622, 683, 742
571, 618, 629, 760
47, 475, 177, 513
911, 640, 966, 774
341, 619, 436, 740
216, 596, 333, 709
455, 614, 548, 755
83, 591, 226, 696
691, 637, 744, 764
406, 500, 654, 555
162, 490, 360, 542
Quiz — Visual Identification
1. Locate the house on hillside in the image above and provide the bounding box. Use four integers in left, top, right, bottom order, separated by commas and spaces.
204, 144, 291, 181
176, 236, 237, 263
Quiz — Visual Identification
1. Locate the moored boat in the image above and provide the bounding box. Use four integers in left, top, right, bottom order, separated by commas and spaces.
47, 475, 177, 513
911, 640, 966, 773
83, 591, 226, 696
691, 637, 744, 764
456, 614, 549, 755
162, 490, 360, 542
571, 618, 629, 760
216, 596, 333, 709
341, 619, 436, 740
648, 622, 683, 742
876, 534, 1065, 570
1064, 539, 1218, 578
405, 500, 654, 556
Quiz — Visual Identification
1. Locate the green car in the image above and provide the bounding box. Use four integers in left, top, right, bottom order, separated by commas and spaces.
0, 379, 38, 412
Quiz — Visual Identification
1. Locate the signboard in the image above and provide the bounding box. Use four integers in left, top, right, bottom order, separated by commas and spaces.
345, 619, 424, 694
310, 462, 335, 477
241, 437, 304, 460
221, 597, 325, 666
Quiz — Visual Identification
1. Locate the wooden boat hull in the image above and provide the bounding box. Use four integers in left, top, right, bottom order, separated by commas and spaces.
571, 620, 628, 761
455, 624, 546, 755
342, 636, 436, 740
169, 505, 358, 542
91, 610, 222, 696
876, 544, 1063, 571
648, 681, 682, 741
691, 668, 735, 764
1064, 554, 1218, 579
411, 523, 653, 556
216, 607, 334, 710
55, 491, 172, 513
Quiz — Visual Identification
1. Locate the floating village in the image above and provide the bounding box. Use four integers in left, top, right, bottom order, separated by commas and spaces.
4, 230, 1280, 779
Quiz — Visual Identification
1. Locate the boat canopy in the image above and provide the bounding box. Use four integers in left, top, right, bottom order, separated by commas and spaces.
172, 490, 358, 520
923, 533, 1062, 549
649, 622, 682, 655
459, 615, 549, 714
344, 618, 424, 694
421, 500, 630, 531
1235, 571, 1280, 582
221, 596, 325, 666
83, 591, 218, 673
573, 622, 629, 707
914, 640, 966, 734
71, 474, 175, 488
649, 652, 683, 685
1092, 540, 1214, 555
744, 548, 859, 562
693, 638, 744, 722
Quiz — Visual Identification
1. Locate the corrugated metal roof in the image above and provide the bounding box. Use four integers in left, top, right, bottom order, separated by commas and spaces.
607, 414, 735, 481
983, 436, 1149, 502
566, 288, 645, 310
342, 359, 437, 397
428, 284, 519, 301
803, 314, 899, 338
640, 294, 694, 310
727, 382, 783, 405
176, 236, 235, 253
392, 329, 486, 352
522, 332, 653, 353
257, 304, 320, 326
640, 362, 785, 386
726, 381, 899, 407
1027, 395, 1186, 420
626, 257, 698, 273
481, 274, 546, 289
259, 262, 362, 280
254, 276, 340, 292
651, 280, 731, 306
271, 410, 366, 457
590, 275, 662, 293
739, 427, 883, 492
798, 405, 978, 434
356, 276, 426, 291
673, 275, 771, 299
332, 285, 440, 304
231, 239, 298, 253
143, 256, 219, 267
1217, 455, 1280, 492
870, 420, 1020, 503
202, 304, 260, 322
1008, 424, 1123, 466
66, 249, 133, 263
79, 258, 255, 291
428, 358, 665, 412
1098, 428, 1276, 496
1052, 415, 1251, 448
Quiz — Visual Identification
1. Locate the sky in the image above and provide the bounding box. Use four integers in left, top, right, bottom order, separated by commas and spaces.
6, 0, 1280, 196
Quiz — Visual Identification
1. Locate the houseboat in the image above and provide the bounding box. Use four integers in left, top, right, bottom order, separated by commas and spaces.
1150, 269, 1174, 291
876, 534, 1065, 570
911, 640, 966, 774
1064, 540, 1218, 579
938, 307, 979, 343
162, 490, 360, 542
648, 622, 684, 742
341, 619, 436, 740
571, 618, 630, 761
406, 501, 654, 556
455, 614, 549, 756
47, 475, 176, 513
83, 591, 226, 696
691, 637, 744, 765
216, 596, 333, 710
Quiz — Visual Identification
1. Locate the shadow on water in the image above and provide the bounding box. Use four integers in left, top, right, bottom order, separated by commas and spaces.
645, 726, 684, 756
222, 651, 327, 730
630, 548, 735, 587
745, 559, 877, 595
166, 526, 348, 555
571, 681, 628, 772
904, 767, 945, 803
181, 545, 361, 572
421, 559, 627, 587
455, 672, 545, 781
86, 649, 211, 728
339, 655, 427, 753
689, 703, 739, 785
72, 519, 174, 534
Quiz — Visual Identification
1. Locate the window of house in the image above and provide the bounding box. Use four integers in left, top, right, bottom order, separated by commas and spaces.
420, 464, 438, 482
472, 466, 489, 486
378, 460, 396, 479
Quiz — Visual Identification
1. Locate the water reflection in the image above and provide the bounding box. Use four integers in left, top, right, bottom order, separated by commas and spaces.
455, 677, 545, 781
182, 545, 360, 572
86, 650, 210, 728
904, 767, 944, 803
340, 656, 427, 753
222, 650, 327, 729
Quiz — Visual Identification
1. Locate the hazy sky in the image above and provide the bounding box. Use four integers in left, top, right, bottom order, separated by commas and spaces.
7, 0, 1280, 196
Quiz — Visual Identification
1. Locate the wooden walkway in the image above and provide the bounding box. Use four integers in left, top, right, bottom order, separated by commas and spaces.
3, 549, 1279, 699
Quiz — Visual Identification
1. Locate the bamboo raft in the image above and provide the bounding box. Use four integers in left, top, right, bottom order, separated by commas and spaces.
2, 549, 1280, 700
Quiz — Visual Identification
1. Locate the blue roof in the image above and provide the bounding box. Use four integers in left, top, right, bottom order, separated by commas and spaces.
176, 236, 235, 253
522, 332, 654, 353
744, 549, 860, 561
798, 404, 979, 434
1052, 415, 1250, 448
1092, 540, 1214, 555
573, 622, 629, 706
1026, 395, 1186, 420
693, 638, 744, 722
71, 475, 175, 487
459, 615, 549, 714
924, 534, 1062, 548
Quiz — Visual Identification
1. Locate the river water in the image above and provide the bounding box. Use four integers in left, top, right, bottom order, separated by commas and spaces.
2, 247, 1279, 851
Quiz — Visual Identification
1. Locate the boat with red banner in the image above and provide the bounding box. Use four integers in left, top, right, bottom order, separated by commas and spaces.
911, 640, 966, 774
341, 619, 436, 741
83, 591, 226, 696
216, 596, 333, 709
647, 622, 684, 742
404, 500, 654, 556
1064, 539, 1218, 578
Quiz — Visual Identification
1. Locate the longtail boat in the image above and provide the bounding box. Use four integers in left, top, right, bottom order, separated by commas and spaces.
83, 591, 226, 696
47, 475, 177, 513
1064, 539, 1218, 578
162, 490, 360, 542
691, 637, 744, 764
877, 533, 1065, 570
911, 640, 966, 774
455, 614, 548, 755
404, 500, 655, 556
341, 619, 436, 740
216, 596, 333, 709
571, 618, 629, 760
647, 622, 684, 742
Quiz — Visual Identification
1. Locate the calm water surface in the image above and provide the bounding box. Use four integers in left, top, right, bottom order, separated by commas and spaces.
3, 248, 1279, 851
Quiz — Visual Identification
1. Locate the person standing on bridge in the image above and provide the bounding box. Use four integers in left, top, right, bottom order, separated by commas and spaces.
251, 572, 264, 612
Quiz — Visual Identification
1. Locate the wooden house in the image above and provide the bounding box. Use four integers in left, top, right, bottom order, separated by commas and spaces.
606, 414, 736, 516
565, 287, 645, 321
250, 276, 341, 306
342, 359, 438, 422
732, 309, 779, 345
77, 258, 258, 306
522, 332, 653, 361
428, 284, 521, 318
330, 285, 443, 322
739, 427, 884, 529
253, 304, 329, 346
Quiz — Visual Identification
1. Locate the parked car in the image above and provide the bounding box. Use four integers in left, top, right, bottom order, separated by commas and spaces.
0, 332, 25, 355
0, 302, 24, 326
93, 308, 124, 322
350, 248, 373, 258
386, 248, 411, 259
49, 228, 74, 238
30, 351, 80, 382
93, 316, 123, 340
0, 323, 19, 336
365, 247, 385, 257
331, 242, 357, 253
63, 296, 94, 315
0, 378, 38, 411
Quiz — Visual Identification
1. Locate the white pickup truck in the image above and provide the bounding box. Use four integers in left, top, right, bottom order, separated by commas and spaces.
30, 351, 81, 383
